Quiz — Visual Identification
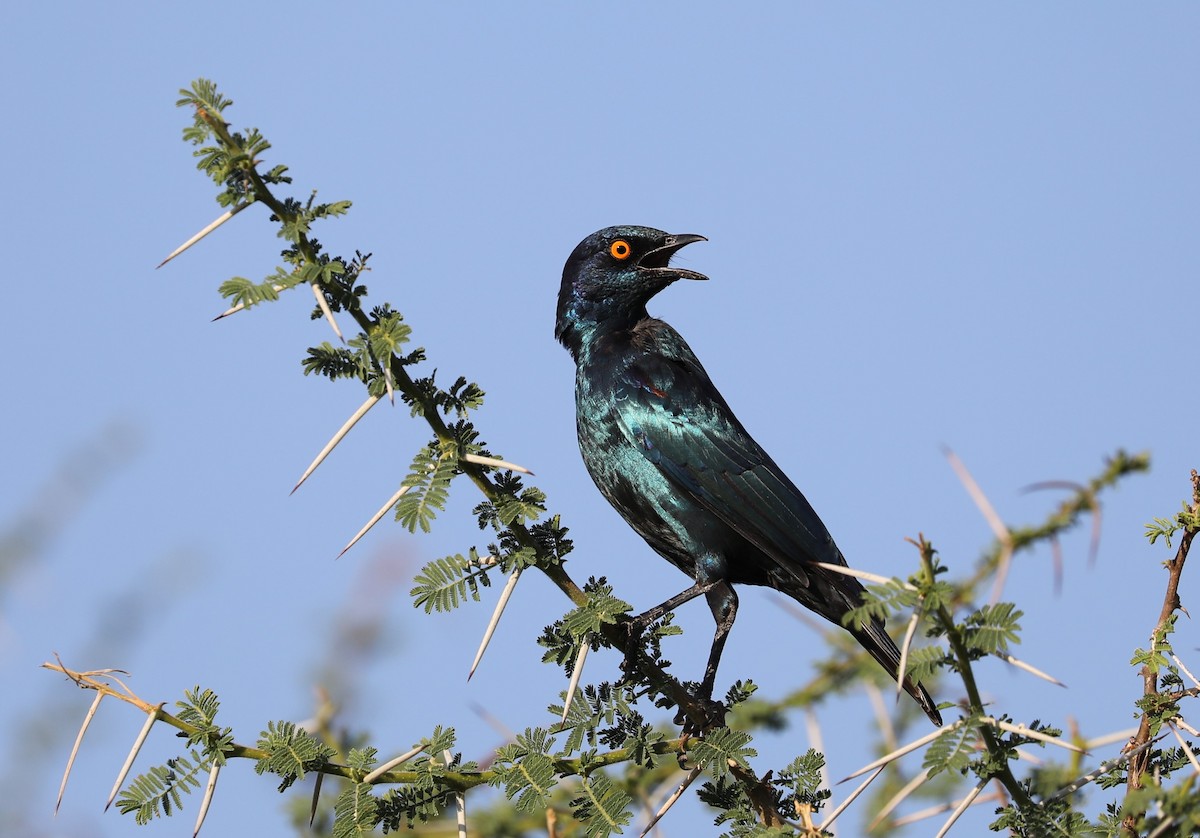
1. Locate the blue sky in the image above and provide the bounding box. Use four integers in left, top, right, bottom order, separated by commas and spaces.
3, 4, 1197, 836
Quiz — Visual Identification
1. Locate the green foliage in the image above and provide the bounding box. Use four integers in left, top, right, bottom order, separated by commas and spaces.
689, 727, 758, 778
175, 687, 235, 762
396, 441, 459, 532
562, 578, 632, 640
332, 782, 378, 838
924, 719, 981, 777
569, 768, 632, 838
1145, 501, 1200, 547
142, 78, 1200, 838
961, 602, 1023, 656
254, 720, 337, 792
115, 752, 205, 824
409, 548, 494, 613
490, 728, 559, 812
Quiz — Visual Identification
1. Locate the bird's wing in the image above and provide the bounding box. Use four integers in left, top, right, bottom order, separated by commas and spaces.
614, 342, 845, 592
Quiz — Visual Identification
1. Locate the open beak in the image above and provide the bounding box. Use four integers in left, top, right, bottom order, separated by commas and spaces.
637, 233, 708, 282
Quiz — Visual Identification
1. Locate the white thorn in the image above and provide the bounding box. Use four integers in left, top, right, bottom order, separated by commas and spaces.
192, 761, 220, 838
810, 561, 916, 590
933, 778, 989, 838
839, 719, 965, 783
981, 717, 1087, 754
337, 485, 411, 558
869, 768, 932, 830
106, 705, 162, 811
942, 447, 1014, 604
363, 745, 424, 784
897, 608, 921, 702
310, 282, 344, 343
157, 203, 249, 269
561, 642, 590, 724
994, 651, 1067, 687
638, 765, 703, 838
1049, 736, 1159, 800
461, 453, 534, 475
292, 395, 382, 494
818, 766, 884, 833
212, 284, 285, 320
1168, 723, 1200, 775
56, 692, 104, 815
1172, 652, 1200, 690
469, 568, 522, 680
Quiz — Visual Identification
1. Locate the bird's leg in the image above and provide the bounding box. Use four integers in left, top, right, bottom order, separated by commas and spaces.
699, 582, 738, 702
674, 583, 738, 734
620, 580, 716, 679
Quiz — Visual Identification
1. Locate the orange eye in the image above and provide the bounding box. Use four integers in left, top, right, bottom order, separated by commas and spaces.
610, 240, 632, 260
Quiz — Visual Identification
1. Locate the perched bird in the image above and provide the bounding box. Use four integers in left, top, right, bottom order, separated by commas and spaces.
556, 225, 941, 726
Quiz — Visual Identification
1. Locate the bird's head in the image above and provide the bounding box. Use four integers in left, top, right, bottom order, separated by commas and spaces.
555, 225, 707, 354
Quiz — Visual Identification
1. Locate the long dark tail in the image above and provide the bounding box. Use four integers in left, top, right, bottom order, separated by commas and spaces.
851, 619, 943, 727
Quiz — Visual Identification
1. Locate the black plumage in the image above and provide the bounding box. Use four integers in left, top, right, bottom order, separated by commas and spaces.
556, 225, 941, 726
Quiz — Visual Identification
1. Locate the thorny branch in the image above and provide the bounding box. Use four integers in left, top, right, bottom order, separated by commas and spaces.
1122, 469, 1200, 834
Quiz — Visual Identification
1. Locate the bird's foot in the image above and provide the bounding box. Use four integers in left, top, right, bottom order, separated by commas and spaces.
674, 686, 728, 737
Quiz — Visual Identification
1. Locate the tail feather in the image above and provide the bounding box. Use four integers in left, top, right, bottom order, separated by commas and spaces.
852, 619, 943, 727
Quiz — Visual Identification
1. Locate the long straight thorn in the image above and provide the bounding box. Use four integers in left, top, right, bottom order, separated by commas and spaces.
933, 779, 989, 838
337, 485, 411, 559
469, 567, 523, 680
1168, 723, 1200, 775
994, 651, 1067, 687
363, 745, 424, 784
310, 282, 344, 343
897, 608, 921, 702
811, 562, 916, 591
106, 704, 163, 811
212, 284, 285, 321
983, 718, 1087, 753
461, 453, 535, 475
638, 765, 703, 838
292, 395, 382, 494
193, 760, 220, 838
56, 692, 104, 815
870, 768, 933, 830
560, 642, 590, 724
157, 203, 249, 269
818, 766, 885, 833
839, 720, 963, 783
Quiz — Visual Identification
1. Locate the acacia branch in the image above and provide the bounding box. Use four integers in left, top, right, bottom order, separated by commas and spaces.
1122, 469, 1199, 834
